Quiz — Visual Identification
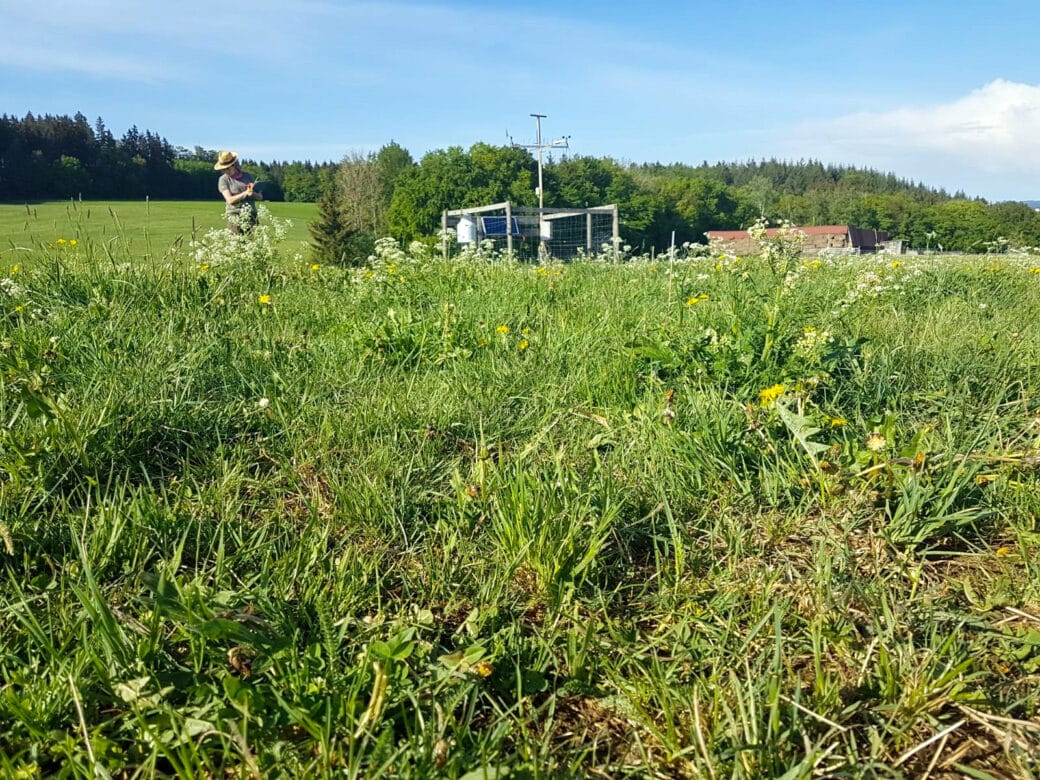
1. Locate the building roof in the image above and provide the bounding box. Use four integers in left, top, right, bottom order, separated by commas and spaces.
706, 225, 850, 239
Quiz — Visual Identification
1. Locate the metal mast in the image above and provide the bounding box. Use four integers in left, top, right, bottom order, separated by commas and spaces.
511, 114, 569, 209
510, 114, 569, 257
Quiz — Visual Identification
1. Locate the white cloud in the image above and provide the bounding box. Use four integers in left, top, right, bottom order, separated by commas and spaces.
784, 80, 1040, 199
0, 44, 178, 83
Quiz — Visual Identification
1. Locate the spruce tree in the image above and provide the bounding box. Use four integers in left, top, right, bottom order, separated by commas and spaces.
309, 185, 357, 266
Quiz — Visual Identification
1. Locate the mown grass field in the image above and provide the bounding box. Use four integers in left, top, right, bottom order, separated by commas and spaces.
0, 200, 316, 260
1, 216, 1039, 778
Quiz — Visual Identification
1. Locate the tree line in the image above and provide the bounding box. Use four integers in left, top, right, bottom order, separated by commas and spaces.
0, 112, 337, 203
5, 112, 1040, 255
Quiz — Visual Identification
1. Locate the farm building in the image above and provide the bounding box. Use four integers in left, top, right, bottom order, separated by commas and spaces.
705, 225, 890, 254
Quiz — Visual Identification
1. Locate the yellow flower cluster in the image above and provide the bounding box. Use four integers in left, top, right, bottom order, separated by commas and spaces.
685, 293, 710, 306
758, 384, 786, 407
865, 433, 887, 452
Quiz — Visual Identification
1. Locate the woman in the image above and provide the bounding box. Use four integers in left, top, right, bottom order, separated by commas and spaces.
214, 150, 262, 233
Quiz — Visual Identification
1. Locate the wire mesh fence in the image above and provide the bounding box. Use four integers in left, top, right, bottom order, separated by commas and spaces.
442, 202, 618, 261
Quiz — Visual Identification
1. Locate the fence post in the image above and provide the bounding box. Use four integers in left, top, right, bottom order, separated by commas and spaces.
505, 201, 513, 256
442, 210, 448, 260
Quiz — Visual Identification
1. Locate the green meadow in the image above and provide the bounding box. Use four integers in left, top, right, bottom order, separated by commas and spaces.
1, 201, 316, 259
1, 214, 1039, 778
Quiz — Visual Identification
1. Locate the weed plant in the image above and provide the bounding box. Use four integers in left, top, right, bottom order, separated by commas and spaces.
1, 218, 1039, 777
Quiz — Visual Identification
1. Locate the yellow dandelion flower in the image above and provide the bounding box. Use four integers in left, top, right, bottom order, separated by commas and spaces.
995, 546, 1012, 556
199, 264, 209, 272
889, 260, 903, 268
865, 433, 887, 452
10, 265, 19, 275
518, 339, 529, 351
521, 326, 531, 335
829, 416, 847, 427
258, 294, 272, 305
685, 293, 709, 306
1029, 267, 1040, 274
474, 661, 494, 678
14, 305, 24, 312
496, 325, 510, 335
57, 238, 66, 246
759, 383, 786, 407
69, 239, 77, 246
310, 263, 320, 271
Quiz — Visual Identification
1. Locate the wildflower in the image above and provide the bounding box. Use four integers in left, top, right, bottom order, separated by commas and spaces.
477, 338, 487, 347
518, 339, 529, 351
199, 264, 210, 272
70, 239, 77, 246
889, 260, 903, 268
521, 326, 531, 335
311, 263, 320, 271
1029, 267, 1040, 274
829, 416, 847, 427
258, 294, 272, 305
759, 383, 786, 407
865, 433, 887, 452
995, 546, 1012, 556
57, 238, 66, 246
685, 293, 710, 306
258, 397, 270, 410
474, 661, 494, 678
496, 325, 510, 335
10, 266, 18, 275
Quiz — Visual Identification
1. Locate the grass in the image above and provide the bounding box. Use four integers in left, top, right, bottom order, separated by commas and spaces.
1, 218, 1039, 778
0, 200, 317, 261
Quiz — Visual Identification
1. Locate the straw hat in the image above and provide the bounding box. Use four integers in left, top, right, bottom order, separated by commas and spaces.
214, 150, 239, 170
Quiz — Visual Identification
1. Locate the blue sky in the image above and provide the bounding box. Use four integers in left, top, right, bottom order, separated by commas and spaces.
4, 0, 1040, 201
